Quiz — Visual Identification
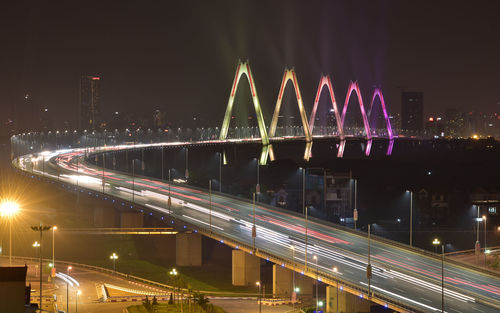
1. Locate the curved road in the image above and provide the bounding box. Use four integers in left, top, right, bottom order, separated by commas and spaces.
14, 146, 500, 313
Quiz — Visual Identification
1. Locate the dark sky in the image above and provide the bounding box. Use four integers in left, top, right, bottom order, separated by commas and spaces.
1, 0, 500, 128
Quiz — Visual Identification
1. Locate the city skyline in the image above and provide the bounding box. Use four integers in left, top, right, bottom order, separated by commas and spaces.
1, 1, 500, 130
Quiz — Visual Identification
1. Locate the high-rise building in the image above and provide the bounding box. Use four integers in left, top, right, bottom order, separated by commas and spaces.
79, 75, 101, 130
401, 92, 424, 133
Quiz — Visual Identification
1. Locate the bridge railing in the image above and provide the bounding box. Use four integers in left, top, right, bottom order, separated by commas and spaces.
10, 126, 410, 159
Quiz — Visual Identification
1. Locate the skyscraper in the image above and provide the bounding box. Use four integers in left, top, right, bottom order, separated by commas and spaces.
401, 92, 424, 133
79, 75, 101, 130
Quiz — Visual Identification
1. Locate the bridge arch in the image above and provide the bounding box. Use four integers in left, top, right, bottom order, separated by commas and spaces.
219, 60, 269, 146
308, 75, 344, 139
341, 81, 372, 140
269, 68, 312, 142
368, 88, 394, 139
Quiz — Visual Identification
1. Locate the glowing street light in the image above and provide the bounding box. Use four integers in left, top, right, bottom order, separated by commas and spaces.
0, 200, 20, 265
67, 266, 72, 313
256, 281, 262, 313
432, 238, 441, 254
110, 253, 118, 272
52, 226, 57, 277
333, 266, 339, 313
76, 290, 82, 313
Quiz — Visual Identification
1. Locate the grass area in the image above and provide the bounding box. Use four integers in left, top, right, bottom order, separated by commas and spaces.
88, 259, 255, 294
128, 303, 226, 313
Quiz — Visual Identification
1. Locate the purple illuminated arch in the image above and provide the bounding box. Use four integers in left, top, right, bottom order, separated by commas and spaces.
368, 88, 394, 140
308, 75, 344, 139
341, 82, 372, 140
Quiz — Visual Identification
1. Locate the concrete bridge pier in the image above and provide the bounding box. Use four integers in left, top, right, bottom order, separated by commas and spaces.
272, 264, 314, 298
326, 285, 371, 313
232, 250, 260, 286
176, 233, 202, 266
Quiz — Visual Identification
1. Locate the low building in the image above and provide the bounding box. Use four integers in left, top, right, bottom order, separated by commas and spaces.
0, 266, 29, 313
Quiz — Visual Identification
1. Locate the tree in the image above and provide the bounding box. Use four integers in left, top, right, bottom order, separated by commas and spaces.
193, 292, 210, 310
168, 292, 174, 304
143, 296, 152, 312
152, 296, 158, 306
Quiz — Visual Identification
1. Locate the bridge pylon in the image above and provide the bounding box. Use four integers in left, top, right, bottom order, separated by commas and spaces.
341, 81, 372, 141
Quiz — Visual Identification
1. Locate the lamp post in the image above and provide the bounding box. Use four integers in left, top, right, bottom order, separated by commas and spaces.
52, 226, 57, 276
252, 193, 256, 251
110, 253, 118, 272
67, 266, 72, 313
169, 268, 178, 305
432, 238, 440, 254
256, 281, 262, 313
76, 290, 81, 313
31, 224, 51, 312
305, 205, 309, 273
291, 245, 296, 309
209, 180, 212, 233
255, 158, 260, 201
132, 159, 135, 203
354, 179, 358, 230
333, 266, 339, 313
313, 255, 318, 313
32, 241, 40, 277
218, 152, 222, 192
483, 215, 487, 266
406, 190, 413, 246
0, 200, 20, 266
441, 245, 445, 313
168, 169, 172, 216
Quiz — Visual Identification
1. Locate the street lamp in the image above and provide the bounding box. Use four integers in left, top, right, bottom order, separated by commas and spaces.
432, 238, 441, 254
256, 281, 262, 313
169, 268, 178, 305
76, 290, 81, 313
32, 241, 40, 277
31, 224, 51, 312
110, 253, 118, 272
441, 245, 445, 313
0, 200, 20, 265
313, 255, 318, 313
483, 215, 487, 266
67, 266, 72, 313
290, 245, 296, 308
52, 226, 57, 277
406, 190, 413, 246
333, 267, 339, 313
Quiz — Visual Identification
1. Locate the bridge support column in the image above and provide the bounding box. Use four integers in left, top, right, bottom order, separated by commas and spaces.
120, 212, 143, 228
232, 250, 260, 286
295, 273, 314, 298
176, 233, 202, 266
326, 286, 371, 313
272, 264, 292, 298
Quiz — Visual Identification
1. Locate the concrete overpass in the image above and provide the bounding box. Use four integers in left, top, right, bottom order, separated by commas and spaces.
12, 143, 500, 313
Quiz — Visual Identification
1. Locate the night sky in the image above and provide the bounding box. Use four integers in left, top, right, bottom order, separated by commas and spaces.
1, 0, 500, 128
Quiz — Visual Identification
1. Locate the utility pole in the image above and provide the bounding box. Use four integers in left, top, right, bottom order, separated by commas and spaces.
410, 190, 413, 247
161, 147, 164, 181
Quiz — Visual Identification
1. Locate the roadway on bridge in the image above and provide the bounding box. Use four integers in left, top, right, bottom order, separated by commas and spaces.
17, 147, 500, 313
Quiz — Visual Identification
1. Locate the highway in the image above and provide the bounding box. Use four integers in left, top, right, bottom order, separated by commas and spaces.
15, 146, 500, 313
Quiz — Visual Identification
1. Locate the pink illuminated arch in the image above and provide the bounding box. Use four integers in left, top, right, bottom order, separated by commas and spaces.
368, 89, 394, 139
340, 82, 372, 140
308, 75, 344, 139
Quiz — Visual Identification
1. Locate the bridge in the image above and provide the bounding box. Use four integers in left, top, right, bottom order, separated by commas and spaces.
10, 61, 500, 312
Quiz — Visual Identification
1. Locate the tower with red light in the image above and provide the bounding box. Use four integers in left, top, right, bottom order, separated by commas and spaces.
79, 75, 101, 130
